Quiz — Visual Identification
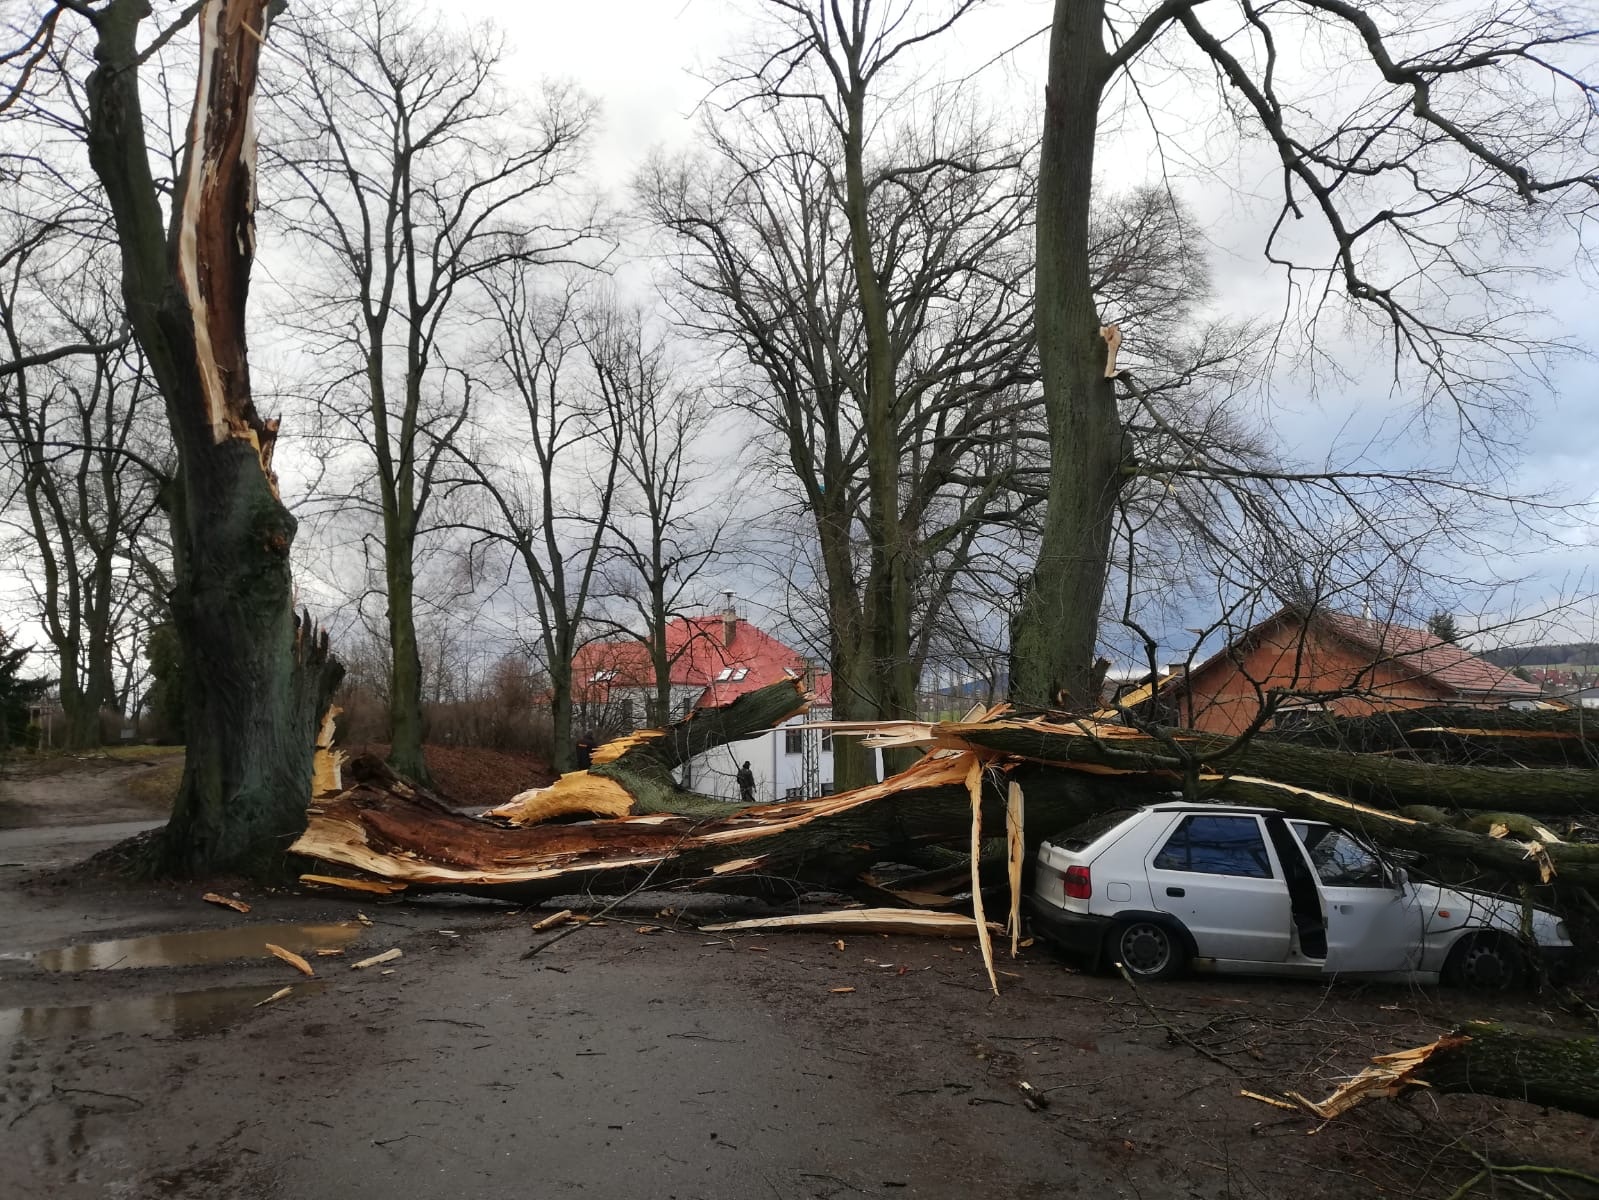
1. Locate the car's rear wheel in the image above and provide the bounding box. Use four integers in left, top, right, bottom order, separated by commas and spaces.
1442, 933, 1527, 991
1111, 919, 1185, 981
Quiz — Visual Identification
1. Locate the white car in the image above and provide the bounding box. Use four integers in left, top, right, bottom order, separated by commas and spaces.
1028, 801, 1574, 988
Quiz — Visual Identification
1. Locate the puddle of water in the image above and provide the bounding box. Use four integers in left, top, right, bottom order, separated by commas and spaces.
26, 922, 360, 972
0, 982, 324, 1045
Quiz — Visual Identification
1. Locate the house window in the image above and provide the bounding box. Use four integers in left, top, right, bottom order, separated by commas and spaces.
820, 728, 833, 751
1153, 815, 1272, 878
619, 698, 634, 725
784, 727, 803, 754
732, 667, 748, 680
715, 667, 734, 681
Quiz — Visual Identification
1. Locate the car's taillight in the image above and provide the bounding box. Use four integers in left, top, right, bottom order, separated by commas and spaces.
1063, 865, 1091, 899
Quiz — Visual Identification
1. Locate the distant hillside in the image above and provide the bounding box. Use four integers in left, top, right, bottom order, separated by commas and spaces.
1480, 643, 1599, 669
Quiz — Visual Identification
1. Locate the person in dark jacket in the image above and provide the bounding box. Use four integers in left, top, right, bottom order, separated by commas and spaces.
735, 760, 755, 804
573, 731, 596, 771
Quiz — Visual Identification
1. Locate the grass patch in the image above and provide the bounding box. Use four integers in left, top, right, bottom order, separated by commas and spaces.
100, 744, 185, 762
124, 757, 184, 813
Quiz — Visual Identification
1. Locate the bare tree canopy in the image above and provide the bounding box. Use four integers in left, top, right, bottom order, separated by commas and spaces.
260, 0, 599, 782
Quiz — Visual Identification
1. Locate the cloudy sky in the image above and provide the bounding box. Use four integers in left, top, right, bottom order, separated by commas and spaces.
434, 0, 1599, 648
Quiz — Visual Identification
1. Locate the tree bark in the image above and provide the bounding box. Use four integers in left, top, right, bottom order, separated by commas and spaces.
84, 0, 342, 875
383, 531, 429, 783
1411, 1022, 1599, 1118
1013, 0, 1127, 710
1270, 705, 1599, 768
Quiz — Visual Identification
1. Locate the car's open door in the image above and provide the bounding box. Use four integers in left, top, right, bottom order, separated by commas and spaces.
1289, 824, 1421, 974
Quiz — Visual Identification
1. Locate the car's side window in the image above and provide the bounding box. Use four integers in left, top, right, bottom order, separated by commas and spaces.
1152, 815, 1273, 878
1293, 826, 1387, 888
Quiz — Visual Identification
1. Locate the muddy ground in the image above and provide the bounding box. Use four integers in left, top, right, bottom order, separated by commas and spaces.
2, 757, 1596, 1200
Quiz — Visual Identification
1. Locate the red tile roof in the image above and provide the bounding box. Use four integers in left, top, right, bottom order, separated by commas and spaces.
1180, 606, 1540, 701
573, 616, 831, 710
1313, 610, 1541, 699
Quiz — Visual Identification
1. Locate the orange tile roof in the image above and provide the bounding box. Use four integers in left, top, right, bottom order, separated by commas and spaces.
573, 616, 831, 709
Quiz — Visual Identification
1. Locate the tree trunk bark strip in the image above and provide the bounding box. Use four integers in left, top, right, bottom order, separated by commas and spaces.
175, 0, 277, 480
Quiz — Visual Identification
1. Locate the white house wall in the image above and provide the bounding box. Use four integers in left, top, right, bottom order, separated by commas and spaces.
680, 710, 841, 803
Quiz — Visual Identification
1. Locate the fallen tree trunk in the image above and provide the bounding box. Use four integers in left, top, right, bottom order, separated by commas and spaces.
292, 682, 1595, 906
1269, 706, 1599, 769
293, 754, 1115, 902
1296, 1021, 1599, 1119
942, 718, 1599, 817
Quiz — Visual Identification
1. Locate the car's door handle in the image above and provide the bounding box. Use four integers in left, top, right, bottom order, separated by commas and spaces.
1165, 886, 1185, 897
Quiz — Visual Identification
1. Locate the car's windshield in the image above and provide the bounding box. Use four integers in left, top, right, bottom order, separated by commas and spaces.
1293, 824, 1387, 888
1054, 809, 1139, 851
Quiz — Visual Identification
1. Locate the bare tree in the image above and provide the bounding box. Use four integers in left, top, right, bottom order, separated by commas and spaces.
1017, 0, 1599, 708
453, 272, 623, 772
0, 226, 170, 747
261, 0, 598, 783
643, 27, 1039, 785
588, 306, 731, 728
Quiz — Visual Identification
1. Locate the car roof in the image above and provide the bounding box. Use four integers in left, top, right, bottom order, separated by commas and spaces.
1144, 801, 1284, 816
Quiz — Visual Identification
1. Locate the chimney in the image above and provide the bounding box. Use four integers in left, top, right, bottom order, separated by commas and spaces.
1164, 663, 1186, 679
721, 590, 737, 648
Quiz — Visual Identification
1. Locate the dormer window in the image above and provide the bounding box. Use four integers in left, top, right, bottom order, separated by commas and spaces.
589, 668, 618, 683
715, 667, 734, 681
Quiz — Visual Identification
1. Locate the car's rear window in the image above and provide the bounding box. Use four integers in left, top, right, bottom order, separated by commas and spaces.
1054, 809, 1140, 851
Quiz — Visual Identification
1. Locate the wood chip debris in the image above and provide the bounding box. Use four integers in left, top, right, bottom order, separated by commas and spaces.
298, 873, 408, 895
254, 986, 293, 1007
202, 892, 250, 913
531, 909, 574, 931
1239, 1090, 1300, 1113
352, 947, 403, 970
830, 987, 856, 994
265, 943, 315, 976
356, 912, 374, 926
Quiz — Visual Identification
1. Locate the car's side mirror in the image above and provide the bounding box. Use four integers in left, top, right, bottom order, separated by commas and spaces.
1390, 867, 1409, 891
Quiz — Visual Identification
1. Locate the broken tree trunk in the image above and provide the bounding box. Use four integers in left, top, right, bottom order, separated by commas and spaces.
292, 683, 1118, 901
293, 683, 1596, 910
83, 0, 341, 874
942, 719, 1599, 817
1299, 1022, 1599, 1119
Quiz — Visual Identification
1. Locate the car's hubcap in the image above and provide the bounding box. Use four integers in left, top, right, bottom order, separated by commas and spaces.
1462, 945, 1510, 988
1121, 925, 1170, 975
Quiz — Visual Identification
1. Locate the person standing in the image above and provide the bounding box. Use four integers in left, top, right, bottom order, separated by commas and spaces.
735, 760, 755, 804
